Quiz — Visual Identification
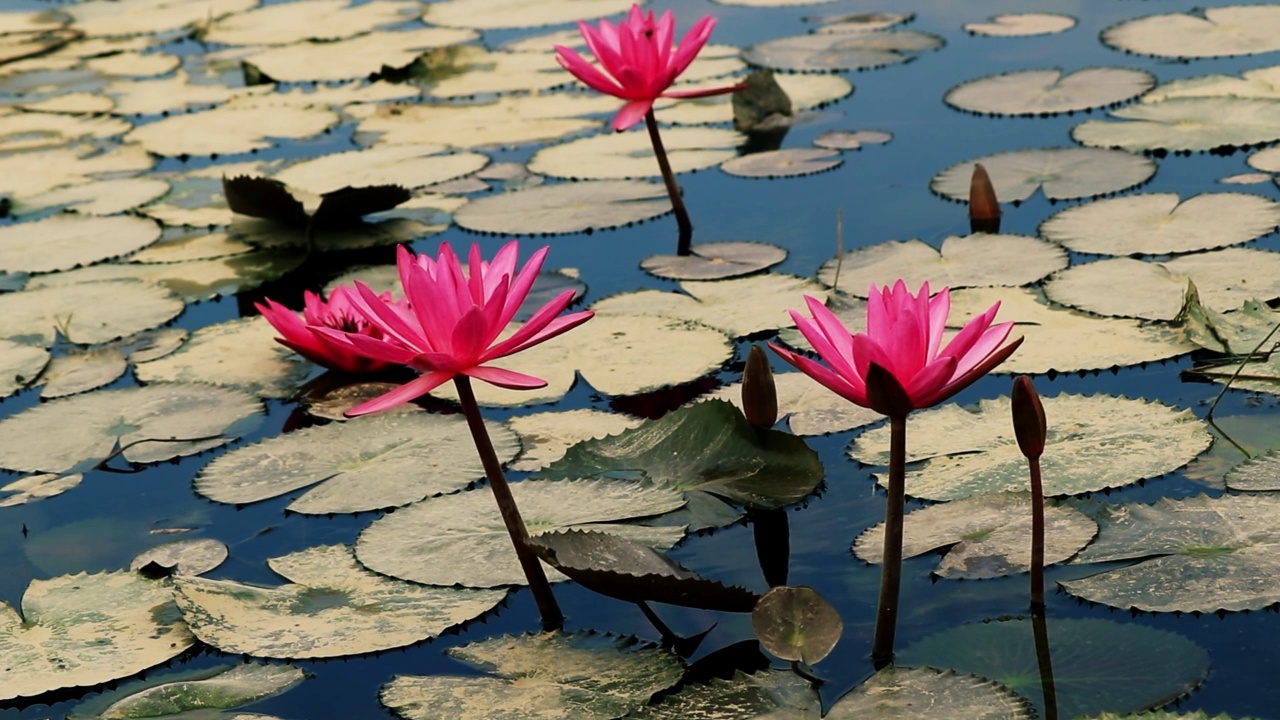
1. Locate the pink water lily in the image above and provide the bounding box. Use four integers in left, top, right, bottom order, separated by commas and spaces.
256, 287, 398, 374
317, 241, 593, 416
555, 4, 743, 131
769, 281, 1022, 416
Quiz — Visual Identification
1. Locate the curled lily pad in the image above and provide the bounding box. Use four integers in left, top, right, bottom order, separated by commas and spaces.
849, 394, 1211, 501
174, 545, 507, 659
381, 632, 683, 720
453, 180, 670, 235
751, 585, 842, 663
931, 148, 1156, 203
641, 241, 787, 281
945, 68, 1153, 117
79, 663, 305, 720
720, 148, 842, 179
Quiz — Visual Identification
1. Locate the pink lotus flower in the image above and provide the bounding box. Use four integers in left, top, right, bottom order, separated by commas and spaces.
769, 281, 1022, 416
555, 4, 743, 131
316, 241, 593, 416
256, 287, 397, 374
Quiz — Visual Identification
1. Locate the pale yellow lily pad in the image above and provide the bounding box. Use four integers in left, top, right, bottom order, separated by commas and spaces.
125, 105, 339, 156
271, 144, 488, 195
105, 71, 273, 116
0, 280, 184, 346
17, 177, 169, 216
0, 214, 161, 273
453, 179, 670, 235
945, 68, 1153, 117
0, 473, 82, 508
0, 108, 130, 153
1103, 5, 1280, 59
351, 94, 615, 149
204, 0, 419, 45
130, 538, 228, 576
26, 248, 305, 302
1073, 98, 1280, 153
530, 127, 744, 180
0, 143, 153, 201
39, 346, 128, 399
0, 340, 49, 399
66, 0, 257, 38
423, 0, 634, 29
237, 27, 478, 82
507, 409, 643, 472
134, 315, 312, 399
931, 147, 1156, 203
721, 148, 842, 178
704, 371, 882, 435
965, 13, 1076, 37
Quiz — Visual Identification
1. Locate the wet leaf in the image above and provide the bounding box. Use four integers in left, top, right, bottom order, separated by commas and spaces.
88, 664, 305, 719
931, 148, 1155, 203
751, 586, 841, 663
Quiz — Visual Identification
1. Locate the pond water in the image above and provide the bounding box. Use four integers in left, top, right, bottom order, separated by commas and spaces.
4, 0, 1280, 717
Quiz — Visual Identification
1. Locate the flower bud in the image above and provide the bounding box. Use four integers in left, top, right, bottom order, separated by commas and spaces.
742, 344, 778, 429
969, 162, 1001, 234
1011, 375, 1047, 459
865, 362, 913, 419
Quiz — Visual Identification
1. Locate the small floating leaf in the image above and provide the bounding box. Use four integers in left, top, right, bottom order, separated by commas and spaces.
965, 13, 1076, 37
720, 148, 842, 178
744, 29, 943, 73
640, 241, 786, 281
751, 585, 842, 663
129, 538, 228, 577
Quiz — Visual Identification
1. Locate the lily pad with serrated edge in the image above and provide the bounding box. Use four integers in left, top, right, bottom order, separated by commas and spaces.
204, 0, 418, 45
945, 68, 1153, 117
1044, 248, 1280, 321
72, 663, 305, 720
529, 127, 744, 181
66, 0, 255, 38
813, 129, 892, 150
743, 29, 943, 73
1103, 5, 1280, 59
1040, 192, 1280, 256
174, 545, 506, 659
38, 346, 128, 399
0, 340, 48, 398
302, 382, 424, 421
357, 478, 686, 587
1064, 494, 1280, 613
751, 585, 841, 663
721, 148, 842, 178
625, 669, 817, 719
849, 394, 1211, 502
1084, 713, 1256, 720
130, 538, 228, 577
1186, 414, 1280, 488
195, 412, 519, 514
0, 143, 153, 203
945, 286, 1195, 373
0, 473, 82, 508
0, 383, 262, 474
1226, 450, 1280, 491
507, 409, 642, 473
965, 13, 1076, 37
641, 242, 787, 281
541, 400, 823, 528
530, 530, 759, 612
1147, 65, 1280, 104
931, 147, 1156, 203
592, 273, 829, 338
853, 492, 1097, 579
381, 632, 683, 720
1073, 97, 1280, 153
134, 316, 312, 400
818, 235, 1066, 296
237, 27, 478, 83
0, 110, 130, 154
423, 0, 633, 29
0, 571, 196, 702
0, 279, 184, 347
130, 232, 253, 264
453, 180, 670, 235
898, 617, 1208, 719
704, 371, 882, 436
125, 105, 340, 157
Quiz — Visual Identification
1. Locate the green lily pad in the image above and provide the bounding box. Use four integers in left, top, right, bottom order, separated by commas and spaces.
507, 409, 643, 473
751, 585, 842, 663
743, 29, 943, 73
0, 279, 185, 347
1065, 494, 1280, 613
356, 478, 687, 587
542, 400, 824, 526
898, 617, 1209, 718
453, 180, 670, 235
849, 394, 1211, 501
529, 128, 744, 181
1103, 5, 1280, 59
76, 663, 305, 719
931, 148, 1156, 203
195, 412, 520, 514
853, 492, 1097, 579
134, 316, 312, 400
945, 68, 1153, 117
0, 571, 195, 701
818, 235, 1066, 296
174, 545, 507, 659
381, 632, 683, 720
0, 383, 263, 474
704, 371, 883, 436
1074, 98, 1280, 153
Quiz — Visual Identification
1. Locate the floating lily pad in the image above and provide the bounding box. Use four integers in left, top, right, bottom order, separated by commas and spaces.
508, 409, 643, 473
945, 287, 1195, 373
1226, 449, 1280, 491
853, 492, 1097, 579
423, 0, 632, 29
0, 571, 195, 702
0, 473, 82, 508
751, 585, 841, 663
125, 106, 340, 157
1065, 494, 1280, 613
706, 370, 883, 435
134, 316, 312, 399
16, 177, 169, 217
626, 670, 818, 719
453, 180, 670, 235
640, 241, 786, 281
849, 394, 1211, 501
76, 663, 305, 720
0, 340, 48, 398
237, 27, 478, 82
0, 383, 262, 473
931, 148, 1156, 203
1179, 290, 1280, 357
352, 94, 615, 149
818, 235, 1066, 296
720, 148, 842, 179
658, 73, 852, 126
945, 68, 1153, 117
0, 279, 184, 347
356, 478, 687, 587
174, 544, 507, 658
130, 538, 228, 577
0, 110, 130, 153
898, 618, 1209, 718
744, 29, 943, 73
39, 346, 128, 399
529, 128, 744, 180
0, 143, 153, 203
205, 0, 418, 45
381, 633, 683, 720
196, 412, 519, 514
530, 530, 759, 612
1103, 5, 1280, 59
812, 129, 892, 150
965, 13, 1076, 37
302, 382, 423, 421
1147, 65, 1280, 104
1040, 192, 1280, 256
542, 400, 823, 528
1044, 248, 1280, 320
272, 144, 487, 196
1073, 98, 1280, 153
67, 0, 256, 38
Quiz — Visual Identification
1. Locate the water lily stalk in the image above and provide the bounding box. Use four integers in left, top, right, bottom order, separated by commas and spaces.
454, 375, 564, 630
1032, 612, 1059, 720
871, 410, 907, 669
645, 109, 693, 256
1012, 376, 1048, 615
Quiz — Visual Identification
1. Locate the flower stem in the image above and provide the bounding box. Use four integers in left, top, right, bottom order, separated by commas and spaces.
453, 376, 564, 631
1029, 454, 1046, 616
644, 109, 693, 256
871, 413, 907, 669
1032, 611, 1059, 720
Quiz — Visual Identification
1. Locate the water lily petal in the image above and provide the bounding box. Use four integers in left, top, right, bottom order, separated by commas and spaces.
345, 371, 453, 417
466, 365, 548, 389
612, 99, 653, 131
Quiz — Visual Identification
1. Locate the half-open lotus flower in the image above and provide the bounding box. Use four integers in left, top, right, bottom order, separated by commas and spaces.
317, 241, 593, 416
555, 4, 742, 131
770, 281, 1022, 417
256, 287, 398, 374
